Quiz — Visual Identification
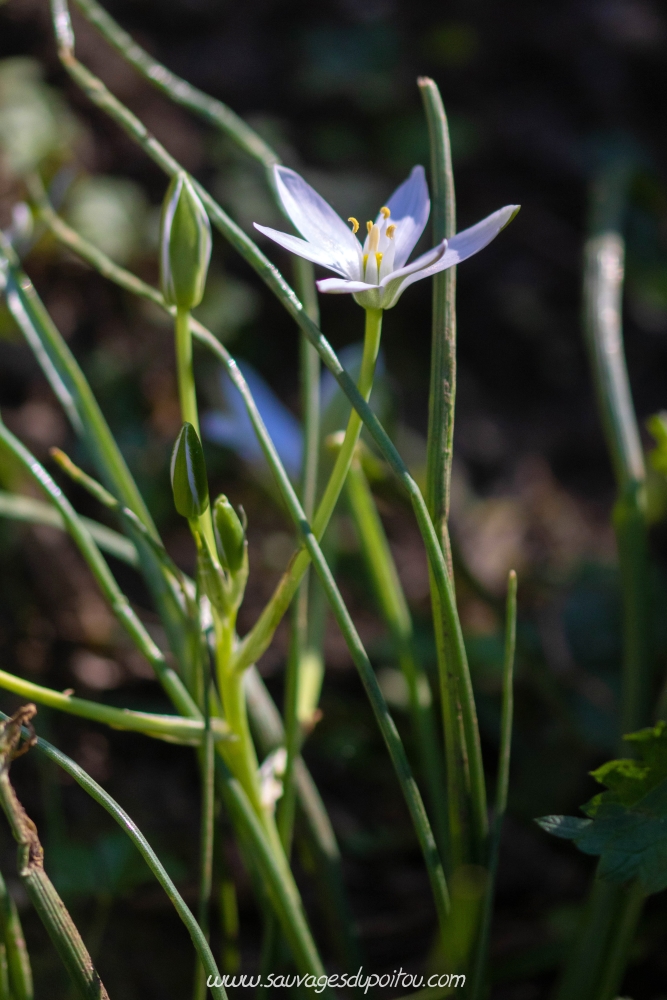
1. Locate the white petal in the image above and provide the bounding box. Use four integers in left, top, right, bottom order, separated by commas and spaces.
381, 166, 430, 268
316, 277, 376, 295
379, 240, 446, 287
441, 204, 520, 267
273, 166, 362, 277
254, 224, 350, 277
383, 204, 520, 309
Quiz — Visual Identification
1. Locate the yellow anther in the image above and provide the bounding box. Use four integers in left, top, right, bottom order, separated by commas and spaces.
386, 224, 396, 239
348, 217, 359, 234
380, 206, 391, 219
366, 220, 373, 234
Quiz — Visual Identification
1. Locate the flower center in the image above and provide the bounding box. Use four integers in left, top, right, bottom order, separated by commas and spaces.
359, 207, 396, 283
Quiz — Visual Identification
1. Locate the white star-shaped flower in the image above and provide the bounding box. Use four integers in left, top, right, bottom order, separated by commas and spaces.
255, 165, 520, 310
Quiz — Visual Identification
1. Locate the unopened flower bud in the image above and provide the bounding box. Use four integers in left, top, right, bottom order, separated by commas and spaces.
170, 423, 209, 519
160, 172, 211, 310
213, 495, 246, 574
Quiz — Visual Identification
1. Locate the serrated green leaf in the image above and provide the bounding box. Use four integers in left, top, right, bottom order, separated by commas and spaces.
537, 721, 667, 895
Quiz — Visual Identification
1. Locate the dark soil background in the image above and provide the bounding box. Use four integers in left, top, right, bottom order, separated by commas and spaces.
1, 0, 667, 996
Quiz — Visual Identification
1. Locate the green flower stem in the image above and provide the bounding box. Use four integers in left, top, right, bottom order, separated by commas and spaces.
0, 668, 228, 745
215, 619, 265, 825
213, 762, 326, 980
470, 570, 517, 1000
0, 416, 200, 722
175, 308, 200, 434
0, 489, 139, 566
175, 307, 216, 554
194, 691, 215, 1000
280, 257, 320, 854
234, 307, 383, 673
345, 456, 448, 857
0, 710, 229, 1000
70, 0, 279, 170
244, 667, 362, 969
45, 14, 480, 856
0, 867, 33, 1000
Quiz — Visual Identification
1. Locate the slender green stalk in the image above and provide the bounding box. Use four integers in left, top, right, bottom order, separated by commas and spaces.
0, 416, 201, 721
0, 867, 33, 1000
36, 23, 482, 854
0, 708, 109, 1000
418, 76, 475, 871
590, 880, 645, 1000
70, 0, 279, 169
470, 570, 517, 1000
234, 307, 383, 673
0, 668, 228, 745
174, 307, 217, 555
0, 233, 152, 533
194, 691, 215, 1000
279, 257, 321, 855
0, 489, 139, 566
0, 709, 229, 1000
418, 76, 457, 570
244, 667, 362, 969
175, 308, 200, 434
345, 457, 448, 858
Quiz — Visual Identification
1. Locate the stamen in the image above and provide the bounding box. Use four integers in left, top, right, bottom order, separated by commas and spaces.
380, 206, 391, 219
348, 217, 359, 234
375, 252, 383, 267
366, 221, 373, 234
386, 224, 396, 239
368, 223, 380, 253
363, 253, 368, 271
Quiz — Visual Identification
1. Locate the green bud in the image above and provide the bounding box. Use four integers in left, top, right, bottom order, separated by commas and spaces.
170, 423, 209, 519
213, 495, 246, 574
160, 172, 211, 310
